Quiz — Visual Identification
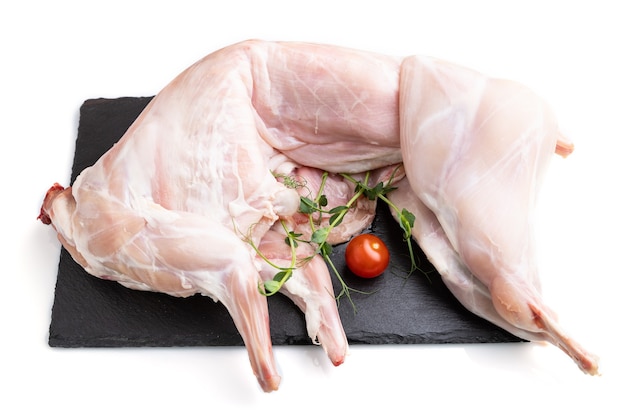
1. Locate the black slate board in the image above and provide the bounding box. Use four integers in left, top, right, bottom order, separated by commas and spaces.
48, 96, 523, 348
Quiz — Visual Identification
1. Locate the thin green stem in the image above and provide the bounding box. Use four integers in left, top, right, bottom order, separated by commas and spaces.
258, 220, 300, 296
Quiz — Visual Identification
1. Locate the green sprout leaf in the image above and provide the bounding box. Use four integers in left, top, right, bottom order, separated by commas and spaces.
318, 241, 333, 258
273, 269, 291, 282
328, 205, 348, 226
400, 208, 416, 240
299, 197, 318, 214
311, 227, 330, 245
263, 280, 281, 294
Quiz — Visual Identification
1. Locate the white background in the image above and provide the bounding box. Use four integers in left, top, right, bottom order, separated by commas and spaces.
3, 1, 624, 415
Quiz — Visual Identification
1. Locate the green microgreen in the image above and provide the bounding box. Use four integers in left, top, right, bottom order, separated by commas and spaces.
256, 168, 418, 312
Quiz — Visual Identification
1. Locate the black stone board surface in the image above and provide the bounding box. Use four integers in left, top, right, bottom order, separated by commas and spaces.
48, 96, 523, 348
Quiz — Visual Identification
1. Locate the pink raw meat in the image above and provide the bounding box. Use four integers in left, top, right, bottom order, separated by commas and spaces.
39, 40, 597, 391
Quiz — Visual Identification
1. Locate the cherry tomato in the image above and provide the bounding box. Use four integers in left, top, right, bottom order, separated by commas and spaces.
345, 233, 390, 278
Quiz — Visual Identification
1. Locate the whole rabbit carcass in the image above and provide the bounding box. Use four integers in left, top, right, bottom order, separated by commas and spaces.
39, 40, 596, 392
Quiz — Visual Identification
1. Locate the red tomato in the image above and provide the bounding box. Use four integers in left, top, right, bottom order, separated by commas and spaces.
345, 234, 390, 278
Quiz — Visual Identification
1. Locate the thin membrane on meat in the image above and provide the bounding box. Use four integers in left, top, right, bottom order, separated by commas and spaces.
397, 56, 598, 374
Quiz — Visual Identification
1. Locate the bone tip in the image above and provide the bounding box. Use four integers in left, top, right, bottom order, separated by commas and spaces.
582, 353, 601, 376
331, 354, 346, 367
259, 374, 282, 392
38, 182, 67, 224
556, 142, 575, 158
555, 131, 575, 158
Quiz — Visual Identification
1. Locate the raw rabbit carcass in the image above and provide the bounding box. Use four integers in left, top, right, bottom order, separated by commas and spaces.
39, 40, 597, 392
